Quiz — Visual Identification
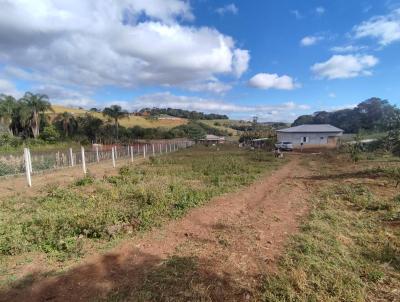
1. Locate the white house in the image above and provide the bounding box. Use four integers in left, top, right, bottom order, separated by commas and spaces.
276, 124, 343, 148
198, 134, 225, 144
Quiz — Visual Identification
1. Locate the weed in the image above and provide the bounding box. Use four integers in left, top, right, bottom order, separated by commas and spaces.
74, 174, 95, 186
263, 177, 400, 301
0, 145, 279, 262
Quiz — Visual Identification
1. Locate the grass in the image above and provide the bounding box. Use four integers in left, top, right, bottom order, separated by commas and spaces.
201, 119, 243, 136
262, 155, 400, 302
50, 105, 187, 129
0, 140, 82, 156
0, 145, 281, 288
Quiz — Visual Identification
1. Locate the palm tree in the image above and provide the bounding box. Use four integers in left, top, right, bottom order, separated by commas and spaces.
102, 105, 128, 139
21, 92, 53, 138
0, 94, 17, 133
10, 101, 32, 137
55, 112, 77, 137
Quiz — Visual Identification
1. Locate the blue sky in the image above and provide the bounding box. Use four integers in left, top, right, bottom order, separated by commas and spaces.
0, 0, 399, 121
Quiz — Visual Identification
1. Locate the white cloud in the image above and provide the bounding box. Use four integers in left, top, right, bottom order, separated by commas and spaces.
0, 79, 22, 97
300, 35, 323, 46
315, 7, 325, 15
215, 4, 238, 15
57, 98, 96, 108
248, 73, 299, 90
232, 49, 250, 77
330, 45, 367, 53
186, 79, 232, 94
353, 8, 400, 46
128, 91, 310, 121
0, 0, 248, 93
31, 84, 96, 108
328, 92, 336, 98
311, 54, 378, 79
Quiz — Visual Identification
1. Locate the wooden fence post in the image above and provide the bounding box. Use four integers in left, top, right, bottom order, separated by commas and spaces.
130, 146, 134, 162
112, 146, 116, 168
143, 145, 146, 158
81, 146, 87, 175
152, 144, 155, 156
24, 148, 32, 187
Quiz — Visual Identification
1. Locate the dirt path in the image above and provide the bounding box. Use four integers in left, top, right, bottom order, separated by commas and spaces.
1, 155, 313, 301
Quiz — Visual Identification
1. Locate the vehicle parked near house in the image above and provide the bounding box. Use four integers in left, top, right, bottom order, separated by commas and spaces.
275, 142, 293, 151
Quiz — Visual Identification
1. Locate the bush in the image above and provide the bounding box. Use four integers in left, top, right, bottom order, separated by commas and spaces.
39, 125, 60, 143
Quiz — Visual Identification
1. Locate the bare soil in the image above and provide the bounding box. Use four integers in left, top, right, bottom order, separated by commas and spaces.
0, 155, 312, 301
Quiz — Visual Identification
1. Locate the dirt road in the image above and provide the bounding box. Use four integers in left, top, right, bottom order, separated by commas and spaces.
1, 155, 312, 301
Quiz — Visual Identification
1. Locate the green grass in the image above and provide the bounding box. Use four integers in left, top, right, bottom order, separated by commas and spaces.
0, 140, 82, 156
0, 145, 280, 287
262, 171, 400, 301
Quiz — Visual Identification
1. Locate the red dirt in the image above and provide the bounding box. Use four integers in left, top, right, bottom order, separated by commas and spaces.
0, 155, 312, 301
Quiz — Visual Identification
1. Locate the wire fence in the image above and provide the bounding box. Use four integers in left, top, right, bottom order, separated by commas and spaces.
0, 140, 194, 182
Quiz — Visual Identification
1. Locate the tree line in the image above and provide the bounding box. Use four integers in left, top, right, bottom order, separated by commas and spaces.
293, 98, 398, 133
139, 107, 229, 120
0, 93, 228, 145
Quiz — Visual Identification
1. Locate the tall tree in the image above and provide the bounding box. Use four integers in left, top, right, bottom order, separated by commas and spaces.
21, 92, 53, 138
0, 94, 17, 133
55, 112, 77, 137
10, 101, 32, 137
102, 105, 128, 139
77, 114, 104, 142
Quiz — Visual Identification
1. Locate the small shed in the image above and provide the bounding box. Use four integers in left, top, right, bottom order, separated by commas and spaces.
276, 124, 343, 148
199, 134, 225, 145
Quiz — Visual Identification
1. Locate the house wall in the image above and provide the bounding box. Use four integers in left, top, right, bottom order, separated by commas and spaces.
277, 132, 342, 147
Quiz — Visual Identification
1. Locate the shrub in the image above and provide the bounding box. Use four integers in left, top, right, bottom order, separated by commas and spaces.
39, 125, 60, 143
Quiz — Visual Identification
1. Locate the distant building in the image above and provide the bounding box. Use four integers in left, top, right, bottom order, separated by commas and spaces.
199, 134, 225, 144
157, 114, 181, 120
276, 124, 343, 148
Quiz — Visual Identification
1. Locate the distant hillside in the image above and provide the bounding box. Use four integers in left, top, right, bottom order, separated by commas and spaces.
51, 105, 187, 129
293, 98, 398, 133
139, 107, 229, 120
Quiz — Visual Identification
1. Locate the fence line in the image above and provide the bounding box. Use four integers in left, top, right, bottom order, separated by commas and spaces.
0, 140, 195, 186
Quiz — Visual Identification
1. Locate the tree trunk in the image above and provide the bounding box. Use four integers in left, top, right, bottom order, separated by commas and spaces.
32, 110, 39, 138
115, 118, 119, 139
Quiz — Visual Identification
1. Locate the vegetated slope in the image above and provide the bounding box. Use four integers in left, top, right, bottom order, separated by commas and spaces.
200, 119, 243, 136
50, 105, 188, 129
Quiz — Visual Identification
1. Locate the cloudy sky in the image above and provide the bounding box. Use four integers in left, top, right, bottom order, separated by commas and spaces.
0, 0, 399, 121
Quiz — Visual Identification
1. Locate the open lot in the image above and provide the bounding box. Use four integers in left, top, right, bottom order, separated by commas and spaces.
0, 146, 399, 301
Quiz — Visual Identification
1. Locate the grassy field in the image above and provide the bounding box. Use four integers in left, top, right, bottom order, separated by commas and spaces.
200, 119, 245, 136
262, 152, 400, 301
0, 145, 281, 289
102, 151, 400, 302
51, 105, 187, 129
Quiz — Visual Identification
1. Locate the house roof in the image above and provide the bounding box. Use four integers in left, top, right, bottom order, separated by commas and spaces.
201, 134, 225, 140
276, 124, 344, 133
